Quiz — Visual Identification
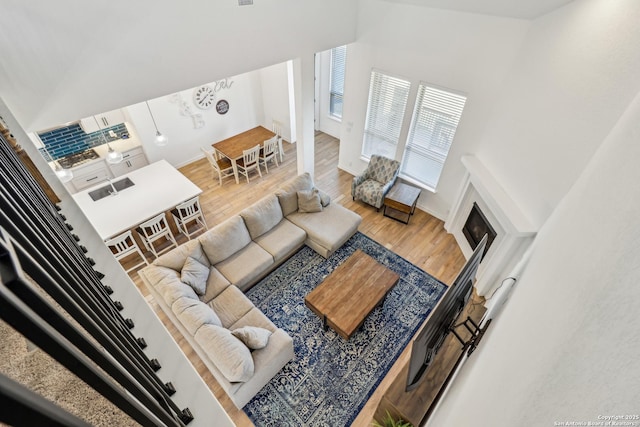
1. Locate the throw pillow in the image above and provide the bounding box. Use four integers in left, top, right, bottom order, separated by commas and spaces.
231, 326, 273, 350
315, 187, 331, 207
194, 324, 254, 383
297, 189, 323, 213
181, 256, 209, 295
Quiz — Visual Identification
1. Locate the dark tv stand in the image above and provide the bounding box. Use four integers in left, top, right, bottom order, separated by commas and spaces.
376, 294, 489, 426
451, 316, 491, 356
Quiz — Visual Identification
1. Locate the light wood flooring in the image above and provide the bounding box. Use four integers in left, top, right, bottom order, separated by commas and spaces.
130, 132, 466, 426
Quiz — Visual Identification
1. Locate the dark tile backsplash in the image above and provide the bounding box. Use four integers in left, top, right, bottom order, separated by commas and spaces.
39, 122, 129, 160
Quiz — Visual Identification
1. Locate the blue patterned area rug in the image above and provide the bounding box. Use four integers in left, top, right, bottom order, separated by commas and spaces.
244, 232, 447, 426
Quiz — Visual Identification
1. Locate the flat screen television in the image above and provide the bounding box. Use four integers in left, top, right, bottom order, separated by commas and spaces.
405, 234, 488, 391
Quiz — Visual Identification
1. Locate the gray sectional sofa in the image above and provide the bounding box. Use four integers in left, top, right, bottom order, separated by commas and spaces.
139, 172, 362, 408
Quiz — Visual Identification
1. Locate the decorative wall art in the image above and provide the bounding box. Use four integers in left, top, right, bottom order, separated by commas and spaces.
192, 78, 234, 111
193, 85, 216, 109
169, 93, 205, 129
216, 100, 229, 115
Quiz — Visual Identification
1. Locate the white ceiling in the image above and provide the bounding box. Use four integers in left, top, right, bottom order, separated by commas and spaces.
381, 0, 576, 19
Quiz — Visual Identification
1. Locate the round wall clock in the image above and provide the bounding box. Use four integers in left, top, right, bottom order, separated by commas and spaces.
216, 99, 230, 115
193, 85, 216, 109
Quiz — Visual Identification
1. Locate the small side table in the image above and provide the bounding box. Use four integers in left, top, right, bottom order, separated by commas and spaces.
383, 183, 421, 224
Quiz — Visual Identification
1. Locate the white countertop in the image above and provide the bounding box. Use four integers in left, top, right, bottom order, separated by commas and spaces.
72, 160, 202, 240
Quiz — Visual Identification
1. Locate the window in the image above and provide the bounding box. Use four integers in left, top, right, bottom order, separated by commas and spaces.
401, 83, 466, 190
329, 46, 346, 119
362, 70, 411, 158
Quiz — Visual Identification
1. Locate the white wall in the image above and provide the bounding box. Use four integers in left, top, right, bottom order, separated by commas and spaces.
259, 62, 295, 142
475, 0, 640, 228
125, 70, 265, 167
428, 77, 640, 427
339, 0, 529, 219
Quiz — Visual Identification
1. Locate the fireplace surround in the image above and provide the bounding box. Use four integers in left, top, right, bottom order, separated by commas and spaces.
445, 155, 536, 296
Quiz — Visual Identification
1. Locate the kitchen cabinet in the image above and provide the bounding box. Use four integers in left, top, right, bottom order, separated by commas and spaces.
27, 132, 44, 148
107, 146, 149, 177
69, 159, 113, 192
80, 109, 126, 133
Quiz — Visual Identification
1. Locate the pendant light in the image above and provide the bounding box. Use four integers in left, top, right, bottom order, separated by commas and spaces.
45, 147, 74, 183
94, 116, 123, 164
146, 101, 168, 146
106, 143, 124, 164
54, 162, 74, 183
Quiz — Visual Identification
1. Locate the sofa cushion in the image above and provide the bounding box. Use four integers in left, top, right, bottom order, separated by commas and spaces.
172, 296, 221, 335
156, 273, 199, 307
275, 172, 314, 216
287, 203, 361, 256
276, 191, 297, 217
154, 239, 209, 271
194, 324, 254, 383
143, 265, 179, 291
228, 307, 277, 332
239, 194, 283, 239
199, 216, 252, 264
231, 326, 272, 350
199, 267, 232, 304
297, 189, 322, 213
207, 285, 255, 328
181, 256, 210, 295
215, 242, 273, 291
254, 219, 306, 263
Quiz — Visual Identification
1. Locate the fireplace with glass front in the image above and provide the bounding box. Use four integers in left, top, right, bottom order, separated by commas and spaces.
462, 202, 496, 260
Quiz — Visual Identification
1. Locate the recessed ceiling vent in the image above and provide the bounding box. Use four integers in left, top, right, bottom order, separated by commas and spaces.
238, 0, 253, 5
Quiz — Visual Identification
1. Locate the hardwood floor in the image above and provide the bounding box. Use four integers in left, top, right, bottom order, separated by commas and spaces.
130, 132, 467, 426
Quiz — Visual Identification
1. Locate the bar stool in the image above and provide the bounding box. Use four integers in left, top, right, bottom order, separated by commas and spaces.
171, 196, 208, 240
105, 230, 149, 273
135, 213, 178, 258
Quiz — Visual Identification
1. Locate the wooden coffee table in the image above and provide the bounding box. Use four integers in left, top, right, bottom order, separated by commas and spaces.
304, 250, 400, 340
383, 182, 421, 224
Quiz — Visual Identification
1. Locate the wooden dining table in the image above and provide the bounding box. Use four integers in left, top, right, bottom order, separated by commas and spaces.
212, 126, 276, 184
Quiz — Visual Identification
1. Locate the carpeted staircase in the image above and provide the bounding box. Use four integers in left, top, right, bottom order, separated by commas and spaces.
0, 318, 137, 426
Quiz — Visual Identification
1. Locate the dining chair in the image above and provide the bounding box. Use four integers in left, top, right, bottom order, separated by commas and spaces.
236, 144, 262, 183
135, 213, 178, 258
105, 230, 149, 273
272, 119, 285, 162
171, 196, 208, 240
259, 137, 279, 173
201, 147, 234, 186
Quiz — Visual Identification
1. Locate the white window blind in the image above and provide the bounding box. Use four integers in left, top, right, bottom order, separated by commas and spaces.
329, 46, 346, 119
401, 83, 466, 189
362, 70, 411, 159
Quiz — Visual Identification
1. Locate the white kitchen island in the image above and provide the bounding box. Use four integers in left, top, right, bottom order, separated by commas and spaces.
72, 159, 202, 240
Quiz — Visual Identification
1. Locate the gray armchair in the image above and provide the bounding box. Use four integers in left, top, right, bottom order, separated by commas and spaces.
351, 155, 401, 210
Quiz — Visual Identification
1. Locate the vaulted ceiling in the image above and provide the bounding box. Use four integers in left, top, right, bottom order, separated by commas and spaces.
0, 0, 575, 131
